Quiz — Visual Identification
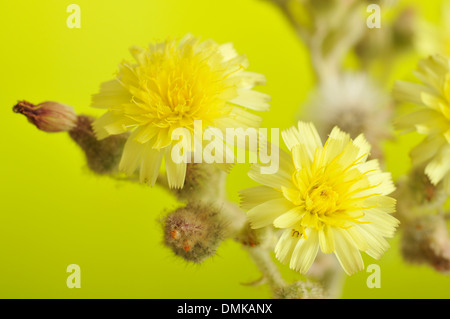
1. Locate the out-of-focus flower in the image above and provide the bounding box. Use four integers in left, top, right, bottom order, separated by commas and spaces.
364, 0, 398, 6
92, 34, 268, 188
13, 100, 77, 133
415, 1, 450, 57
240, 122, 398, 275
355, 6, 416, 67
394, 54, 450, 194
303, 73, 392, 160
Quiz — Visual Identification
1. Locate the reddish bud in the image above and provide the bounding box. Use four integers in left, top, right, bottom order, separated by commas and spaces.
13, 100, 77, 133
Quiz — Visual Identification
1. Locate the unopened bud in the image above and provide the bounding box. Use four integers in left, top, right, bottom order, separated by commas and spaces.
401, 215, 450, 273
174, 163, 223, 202
13, 100, 77, 132
163, 203, 226, 263
394, 166, 447, 222
235, 222, 270, 248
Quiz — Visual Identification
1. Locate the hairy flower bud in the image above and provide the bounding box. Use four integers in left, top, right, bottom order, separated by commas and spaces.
69, 115, 128, 174
401, 215, 450, 273
173, 163, 223, 202
13, 100, 77, 132
274, 281, 324, 299
394, 166, 447, 222
235, 222, 271, 248
163, 203, 226, 263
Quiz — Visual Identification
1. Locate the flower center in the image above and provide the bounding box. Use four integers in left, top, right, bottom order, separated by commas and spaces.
289, 152, 372, 230
305, 183, 339, 216
131, 46, 233, 131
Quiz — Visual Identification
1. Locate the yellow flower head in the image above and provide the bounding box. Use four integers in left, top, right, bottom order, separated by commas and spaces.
91, 34, 269, 188
240, 122, 398, 275
394, 54, 450, 193
415, 1, 450, 57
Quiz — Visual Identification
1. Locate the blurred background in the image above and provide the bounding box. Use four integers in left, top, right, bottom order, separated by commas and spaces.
1, 0, 450, 298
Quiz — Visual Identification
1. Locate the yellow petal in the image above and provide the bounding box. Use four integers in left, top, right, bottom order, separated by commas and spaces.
318, 225, 335, 254
425, 145, 450, 185
92, 112, 134, 140
360, 209, 400, 237
119, 132, 146, 175
291, 144, 312, 170
239, 186, 282, 210
281, 126, 302, 151
289, 229, 319, 274
273, 207, 305, 228
218, 42, 238, 62
393, 80, 429, 105
346, 227, 369, 251
248, 163, 294, 189
281, 186, 302, 205
247, 198, 294, 229
91, 79, 131, 109
275, 229, 300, 265
297, 121, 323, 159
410, 134, 446, 166
354, 224, 390, 259
139, 144, 164, 186
229, 89, 270, 111
333, 228, 364, 275
320, 127, 350, 165
165, 147, 187, 189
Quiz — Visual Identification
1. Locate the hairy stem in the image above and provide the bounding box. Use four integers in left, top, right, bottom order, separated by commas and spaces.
245, 246, 287, 293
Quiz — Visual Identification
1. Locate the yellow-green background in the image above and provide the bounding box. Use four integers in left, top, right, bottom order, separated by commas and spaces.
1, 0, 449, 298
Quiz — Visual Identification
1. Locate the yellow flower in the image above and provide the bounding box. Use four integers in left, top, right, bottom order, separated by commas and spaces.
91, 34, 269, 188
415, 1, 450, 57
394, 54, 450, 193
240, 122, 398, 275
